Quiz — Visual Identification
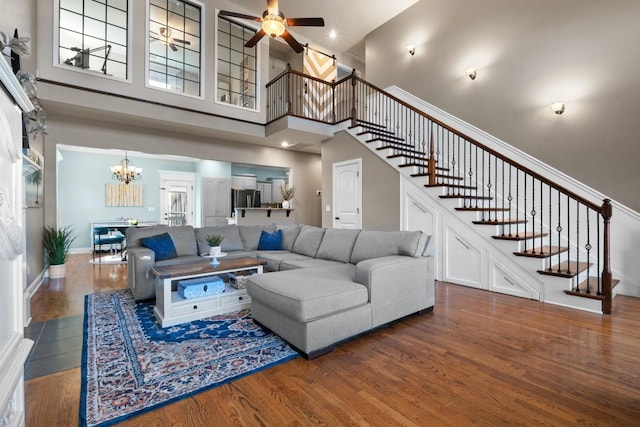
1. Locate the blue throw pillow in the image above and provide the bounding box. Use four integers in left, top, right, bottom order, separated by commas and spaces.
140, 232, 177, 261
257, 229, 283, 250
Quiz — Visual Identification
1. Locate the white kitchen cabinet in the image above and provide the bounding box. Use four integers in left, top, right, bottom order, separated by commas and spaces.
231, 175, 257, 190
202, 178, 231, 225
257, 182, 272, 203
269, 178, 286, 203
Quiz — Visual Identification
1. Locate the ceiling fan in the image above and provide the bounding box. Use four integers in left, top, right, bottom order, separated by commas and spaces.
219, 0, 324, 53
151, 27, 191, 52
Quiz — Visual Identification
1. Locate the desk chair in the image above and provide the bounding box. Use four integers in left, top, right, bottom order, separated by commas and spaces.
92, 227, 125, 263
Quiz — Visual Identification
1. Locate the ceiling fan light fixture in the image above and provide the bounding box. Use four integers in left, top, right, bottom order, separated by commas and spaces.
262, 14, 286, 38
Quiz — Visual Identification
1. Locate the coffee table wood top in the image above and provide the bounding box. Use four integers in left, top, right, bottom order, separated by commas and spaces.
151, 257, 265, 279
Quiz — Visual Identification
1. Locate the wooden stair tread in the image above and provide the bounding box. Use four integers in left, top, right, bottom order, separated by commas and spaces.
492, 232, 548, 241
366, 134, 405, 142
349, 120, 387, 130
472, 218, 527, 225
408, 167, 450, 176
379, 146, 425, 156
514, 246, 568, 258
375, 142, 414, 150
455, 207, 509, 212
389, 153, 429, 161
357, 129, 397, 138
538, 261, 592, 278
427, 184, 477, 190
440, 195, 493, 200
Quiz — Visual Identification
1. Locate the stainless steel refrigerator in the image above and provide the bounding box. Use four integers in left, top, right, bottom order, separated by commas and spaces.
231, 189, 261, 213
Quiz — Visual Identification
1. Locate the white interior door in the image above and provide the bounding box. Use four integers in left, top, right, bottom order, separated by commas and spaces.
160, 176, 194, 226
332, 158, 362, 229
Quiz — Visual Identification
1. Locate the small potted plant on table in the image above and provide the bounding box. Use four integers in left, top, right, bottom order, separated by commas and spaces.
205, 234, 224, 257
42, 225, 76, 278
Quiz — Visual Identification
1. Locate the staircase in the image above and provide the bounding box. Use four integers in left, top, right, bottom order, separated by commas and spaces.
266, 67, 616, 314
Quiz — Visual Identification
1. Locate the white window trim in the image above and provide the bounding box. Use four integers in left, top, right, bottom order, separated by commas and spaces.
214, 9, 260, 112
144, 0, 206, 100
53, 0, 133, 83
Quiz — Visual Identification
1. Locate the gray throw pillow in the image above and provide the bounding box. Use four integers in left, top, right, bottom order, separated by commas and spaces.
291, 225, 326, 257
316, 228, 361, 263
238, 224, 276, 250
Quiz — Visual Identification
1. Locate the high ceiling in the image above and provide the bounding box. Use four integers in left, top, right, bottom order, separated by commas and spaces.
220, 0, 419, 61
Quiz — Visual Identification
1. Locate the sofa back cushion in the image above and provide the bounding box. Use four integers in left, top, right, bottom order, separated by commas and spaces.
316, 228, 361, 263
194, 225, 244, 255
276, 224, 302, 251
350, 230, 425, 264
291, 225, 326, 257
238, 224, 276, 250
126, 225, 197, 257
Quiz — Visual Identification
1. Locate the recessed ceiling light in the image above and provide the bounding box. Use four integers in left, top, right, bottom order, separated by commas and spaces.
281, 141, 290, 147
329, 29, 337, 39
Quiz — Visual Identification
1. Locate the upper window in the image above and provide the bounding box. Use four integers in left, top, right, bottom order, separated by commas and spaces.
58, 0, 128, 79
148, 0, 202, 97
217, 16, 257, 110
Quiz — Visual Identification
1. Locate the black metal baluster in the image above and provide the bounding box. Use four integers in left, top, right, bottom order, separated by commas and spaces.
556, 191, 562, 273
566, 195, 571, 275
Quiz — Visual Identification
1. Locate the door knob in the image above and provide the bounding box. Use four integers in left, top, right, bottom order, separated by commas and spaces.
335, 216, 340, 220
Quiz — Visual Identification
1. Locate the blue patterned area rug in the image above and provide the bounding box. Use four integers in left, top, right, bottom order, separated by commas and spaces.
80, 289, 298, 427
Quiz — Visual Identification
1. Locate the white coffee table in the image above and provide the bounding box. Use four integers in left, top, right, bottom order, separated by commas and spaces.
151, 257, 265, 328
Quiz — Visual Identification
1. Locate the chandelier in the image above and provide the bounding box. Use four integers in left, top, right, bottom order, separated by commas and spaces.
110, 153, 142, 184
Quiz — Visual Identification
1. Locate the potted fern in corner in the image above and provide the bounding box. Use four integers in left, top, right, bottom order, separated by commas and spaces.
42, 225, 76, 279
205, 234, 224, 257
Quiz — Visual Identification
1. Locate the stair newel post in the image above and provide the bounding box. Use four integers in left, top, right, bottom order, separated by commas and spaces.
601, 199, 613, 314
331, 78, 336, 124
427, 128, 436, 186
350, 69, 357, 127
286, 64, 292, 116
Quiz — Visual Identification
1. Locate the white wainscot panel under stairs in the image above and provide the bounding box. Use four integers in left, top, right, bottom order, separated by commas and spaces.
349, 123, 608, 313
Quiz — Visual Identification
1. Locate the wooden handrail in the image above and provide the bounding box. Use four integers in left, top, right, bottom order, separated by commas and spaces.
348, 75, 604, 213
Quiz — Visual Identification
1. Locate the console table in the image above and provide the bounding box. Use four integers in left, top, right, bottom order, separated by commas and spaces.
151, 257, 265, 327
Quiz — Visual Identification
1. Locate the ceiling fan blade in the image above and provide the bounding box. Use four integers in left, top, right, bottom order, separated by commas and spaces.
286, 17, 325, 27
173, 39, 191, 45
281, 30, 304, 53
245, 29, 266, 48
267, 0, 278, 15
170, 43, 178, 52
219, 10, 262, 22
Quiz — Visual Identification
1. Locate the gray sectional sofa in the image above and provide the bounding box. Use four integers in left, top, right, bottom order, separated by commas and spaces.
126, 223, 435, 358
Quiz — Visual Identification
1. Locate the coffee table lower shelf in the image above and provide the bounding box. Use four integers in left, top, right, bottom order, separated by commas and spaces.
151, 258, 264, 328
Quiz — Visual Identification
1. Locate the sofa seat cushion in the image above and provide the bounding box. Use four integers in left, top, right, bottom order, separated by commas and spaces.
256, 251, 311, 272
247, 272, 368, 322
279, 258, 347, 271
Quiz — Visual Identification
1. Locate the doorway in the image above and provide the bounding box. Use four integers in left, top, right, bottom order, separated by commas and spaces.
159, 173, 195, 226
332, 158, 362, 229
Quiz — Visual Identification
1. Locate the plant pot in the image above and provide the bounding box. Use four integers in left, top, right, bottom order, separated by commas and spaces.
282, 200, 290, 209
48, 264, 66, 279
209, 246, 222, 257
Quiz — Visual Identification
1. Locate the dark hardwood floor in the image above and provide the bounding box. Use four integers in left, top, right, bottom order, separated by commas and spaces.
25, 253, 640, 426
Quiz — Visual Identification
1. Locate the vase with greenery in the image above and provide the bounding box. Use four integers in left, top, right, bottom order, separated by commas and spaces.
42, 225, 76, 278
205, 234, 224, 256
281, 184, 295, 209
